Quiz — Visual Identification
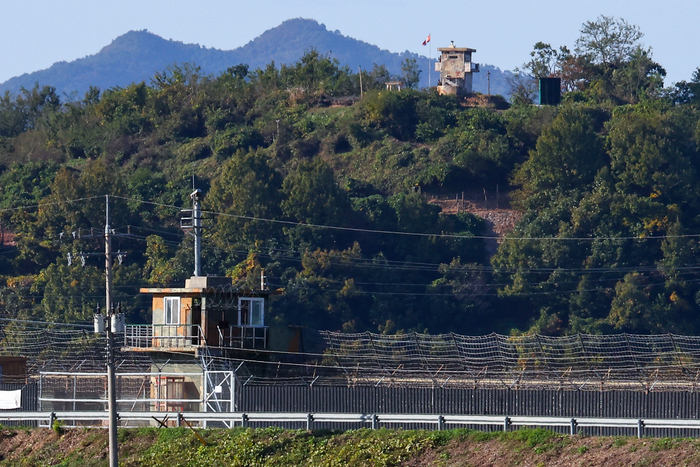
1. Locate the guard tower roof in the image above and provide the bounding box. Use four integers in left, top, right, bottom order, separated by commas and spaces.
438, 47, 477, 53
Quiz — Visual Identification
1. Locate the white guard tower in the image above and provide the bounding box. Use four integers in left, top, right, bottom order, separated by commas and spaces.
435, 42, 479, 95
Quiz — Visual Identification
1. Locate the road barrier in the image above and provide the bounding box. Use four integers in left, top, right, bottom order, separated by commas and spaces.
2, 411, 700, 438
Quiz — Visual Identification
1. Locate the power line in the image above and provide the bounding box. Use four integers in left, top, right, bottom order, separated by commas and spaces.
0, 317, 93, 329
0, 196, 105, 214
113, 195, 700, 242
271, 275, 700, 298
4, 194, 700, 244
5, 194, 700, 298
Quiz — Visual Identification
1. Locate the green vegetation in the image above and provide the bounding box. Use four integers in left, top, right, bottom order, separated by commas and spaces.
0, 427, 696, 467
0, 427, 463, 466
1, 16, 700, 336
0, 51, 503, 335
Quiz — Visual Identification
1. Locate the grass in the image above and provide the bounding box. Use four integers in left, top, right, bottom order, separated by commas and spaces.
0, 426, 697, 466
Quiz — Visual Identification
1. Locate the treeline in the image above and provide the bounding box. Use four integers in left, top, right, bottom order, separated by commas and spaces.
1, 16, 700, 336
0, 52, 504, 334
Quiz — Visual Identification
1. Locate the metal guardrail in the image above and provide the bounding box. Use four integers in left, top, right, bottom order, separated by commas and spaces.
124, 324, 204, 348
217, 325, 268, 349
2, 411, 700, 438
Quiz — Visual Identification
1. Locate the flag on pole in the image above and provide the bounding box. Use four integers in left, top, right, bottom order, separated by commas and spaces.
422, 34, 431, 46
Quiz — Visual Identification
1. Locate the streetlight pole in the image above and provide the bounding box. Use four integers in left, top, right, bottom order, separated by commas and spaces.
105, 195, 118, 467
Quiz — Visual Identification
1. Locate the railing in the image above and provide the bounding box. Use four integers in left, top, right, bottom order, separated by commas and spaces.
124, 325, 204, 349
217, 325, 268, 349
1, 411, 699, 437
39, 371, 204, 407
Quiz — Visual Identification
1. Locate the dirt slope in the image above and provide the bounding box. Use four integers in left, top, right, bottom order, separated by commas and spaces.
1, 426, 699, 466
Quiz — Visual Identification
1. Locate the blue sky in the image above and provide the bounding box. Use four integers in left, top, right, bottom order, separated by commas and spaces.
1, 0, 698, 86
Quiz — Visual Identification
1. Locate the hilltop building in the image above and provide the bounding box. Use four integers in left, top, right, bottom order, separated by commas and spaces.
435, 42, 479, 95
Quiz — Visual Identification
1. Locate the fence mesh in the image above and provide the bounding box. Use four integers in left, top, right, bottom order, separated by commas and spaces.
7, 327, 700, 391
319, 331, 700, 390
0, 329, 151, 373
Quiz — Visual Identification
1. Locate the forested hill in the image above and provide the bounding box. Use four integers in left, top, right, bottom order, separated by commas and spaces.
1, 16, 700, 337
0, 18, 513, 97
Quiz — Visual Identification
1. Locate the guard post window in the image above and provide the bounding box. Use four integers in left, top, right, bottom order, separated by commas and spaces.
164, 297, 180, 325
238, 298, 264, 327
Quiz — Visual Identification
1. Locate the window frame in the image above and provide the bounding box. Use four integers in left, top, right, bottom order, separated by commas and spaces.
238, 297, 265, 327
164, 296, 181, 325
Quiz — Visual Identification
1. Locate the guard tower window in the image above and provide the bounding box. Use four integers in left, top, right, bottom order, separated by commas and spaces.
164, 297, 180, 325
238, 298, 264, 327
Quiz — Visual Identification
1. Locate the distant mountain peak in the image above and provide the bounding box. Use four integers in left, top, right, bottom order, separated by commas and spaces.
278, 18, 328, 29
98, 29, 201, 57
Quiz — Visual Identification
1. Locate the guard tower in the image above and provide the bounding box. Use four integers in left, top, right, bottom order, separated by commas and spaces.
124, 190, 273, 354
435, 42, 479, 95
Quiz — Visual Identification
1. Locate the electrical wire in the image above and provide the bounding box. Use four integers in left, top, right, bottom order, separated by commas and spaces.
0, 317, 92, 329
0, 196, 105, 214
11, 194, 700, 275
5, 194, 700, 300
112, 195, 700, 242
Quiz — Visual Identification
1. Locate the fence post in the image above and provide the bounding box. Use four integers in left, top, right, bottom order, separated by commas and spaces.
637, 419, 644, 439
177, 412, 183, 428
503, 416, 510, 432
570, 418, 577, 436
372, 414, 378, 430
38, 374, 42, 412
306, 413, 313, 431
49, 412, 56, 429
241, 413, 248, 428
438, 415, 445, 431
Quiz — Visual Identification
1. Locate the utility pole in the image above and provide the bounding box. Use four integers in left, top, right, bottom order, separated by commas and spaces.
358, 66, 363, 99
105, 194, 118, 467
487, 70, 491, 96
181, 189, 205, 276
68, 195, 128, 467
192, 190, 202, 277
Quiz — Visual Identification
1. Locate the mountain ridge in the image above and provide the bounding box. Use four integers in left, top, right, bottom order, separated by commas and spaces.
0, 18, 513, 98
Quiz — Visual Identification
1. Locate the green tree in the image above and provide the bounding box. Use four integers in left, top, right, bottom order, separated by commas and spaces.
280, 49, 354, 96
607, 105, 695, 204
575, 15, 644, 67
400, 58, 421, 89
367, 64, 392, 89
208, 149, 284, 260
361, 90, 419, 141
607, 273, 654, 332
512, 104, 607, 209
669, 67, 700, 105
281, 159, 351, 249
32, 262, 104, 323
611, 47, 666, 102
143, 235, 189, 286
523, 42, 573, 79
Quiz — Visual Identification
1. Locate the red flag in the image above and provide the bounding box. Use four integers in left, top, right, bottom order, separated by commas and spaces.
422, 34, 431, 46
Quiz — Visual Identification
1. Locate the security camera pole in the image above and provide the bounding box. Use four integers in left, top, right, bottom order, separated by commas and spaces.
191, 189, 203, 277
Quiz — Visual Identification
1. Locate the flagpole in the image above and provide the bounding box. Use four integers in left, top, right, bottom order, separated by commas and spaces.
428, 33, 431, 88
